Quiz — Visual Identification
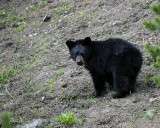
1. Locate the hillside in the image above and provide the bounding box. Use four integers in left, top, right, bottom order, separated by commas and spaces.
0, 0, 160, 127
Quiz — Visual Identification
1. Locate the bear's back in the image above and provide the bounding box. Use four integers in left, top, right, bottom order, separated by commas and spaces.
92, 38, 140, 56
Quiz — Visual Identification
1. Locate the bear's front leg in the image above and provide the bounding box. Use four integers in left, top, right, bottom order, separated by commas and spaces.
91, 75, 105, 97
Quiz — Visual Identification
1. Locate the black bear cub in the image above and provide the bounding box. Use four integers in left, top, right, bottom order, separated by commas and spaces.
66, 37, 143, 98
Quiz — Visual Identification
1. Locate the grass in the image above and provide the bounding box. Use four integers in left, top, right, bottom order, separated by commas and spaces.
58, 90, 77, 100
47, 68, 65, 92
126, 112, 144, 122
0, 7, 28, 28
126, 109, 157, 122
77, 10, 84, 17
28, 4, 36, 10
0, 66, 15, 84
38, 108, 45, 118
80, 98, 96, 104
116, 19, 127, 25
53, 1, 73, 16
56, 68, 64, 76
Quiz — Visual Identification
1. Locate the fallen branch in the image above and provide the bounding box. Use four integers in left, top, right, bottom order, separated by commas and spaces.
5, 83, 15, 100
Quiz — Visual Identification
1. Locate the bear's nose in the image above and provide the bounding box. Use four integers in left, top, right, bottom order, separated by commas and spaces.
76, 55, 83, 65
77, 61, 83, 65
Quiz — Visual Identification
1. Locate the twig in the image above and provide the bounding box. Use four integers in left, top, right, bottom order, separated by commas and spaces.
5, 83, 15, 100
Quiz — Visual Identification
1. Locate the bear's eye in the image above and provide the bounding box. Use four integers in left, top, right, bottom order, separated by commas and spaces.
81, 53, 84, 56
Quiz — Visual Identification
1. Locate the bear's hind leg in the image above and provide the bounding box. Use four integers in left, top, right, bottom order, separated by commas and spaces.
112, 75, 132, 98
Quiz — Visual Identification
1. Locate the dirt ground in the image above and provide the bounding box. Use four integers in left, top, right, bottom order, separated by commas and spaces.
0, 0, 160, 127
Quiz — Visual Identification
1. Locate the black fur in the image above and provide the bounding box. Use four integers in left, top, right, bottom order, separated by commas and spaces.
66, 37, 143, 98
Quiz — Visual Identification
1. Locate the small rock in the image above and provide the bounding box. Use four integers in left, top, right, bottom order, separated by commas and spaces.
41, 96, 45, 101
53, 43, 57, 45
33, 33, 37, 36
149, 96, 160, 103
0, 93, 4, 96
20, 119, 45, 128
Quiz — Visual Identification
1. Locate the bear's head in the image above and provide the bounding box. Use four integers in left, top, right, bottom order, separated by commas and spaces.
66, 37, 92, 66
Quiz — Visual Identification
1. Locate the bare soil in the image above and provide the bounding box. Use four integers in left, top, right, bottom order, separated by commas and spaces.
0, 0, 160, 128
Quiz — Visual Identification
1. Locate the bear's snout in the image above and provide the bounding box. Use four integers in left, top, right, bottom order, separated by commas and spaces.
76, 55, 83, 65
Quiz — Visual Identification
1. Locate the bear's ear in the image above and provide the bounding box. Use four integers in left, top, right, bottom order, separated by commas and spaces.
84, 37, 91, 46
66, 40, 75, 49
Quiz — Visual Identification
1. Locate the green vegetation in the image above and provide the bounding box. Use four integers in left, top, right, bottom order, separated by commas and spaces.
143, 0, 160, 86
0, 7, 26, 27
56, 111, 75, 124
145, 109, 156, 119
127, 112, 145, 122
0, 66, 15, 84
53, 0, 73, 16
58, 90, 77, 100
34, 21, 38, 27
17, 21, 26, 32
48, 68, 65, 92
116, 19, 127, 25
38, 108, 45, 118
126, 107, 160, 122
0, 111, 11, 128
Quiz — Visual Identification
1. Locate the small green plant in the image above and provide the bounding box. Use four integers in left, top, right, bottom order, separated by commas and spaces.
129, 0, 133, 4
29, 4, 36, 10
56, 111, 75, 124
39, 41, 43, 46
30, 55, 39, 62
41, 49, 47, 53
48, 78, 54, 92
1, 111, 11, 128
17, 21, 26, 32
87, 84, 92, 90
144, 0, 149, 5
48, 68, 64, 92
17, 12, 27, 21
77, 10, 84, 17
49, 65, 54, 70
60, 0, 67, 3
40, 84, 46, 93
145, 109, 156, 119
34, 21, 38, 27
39, 0, 47, 5
0, 9, 6, 15
128, 115, 139, 122
22, 92, 32, 98
38, 108, 45, 118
